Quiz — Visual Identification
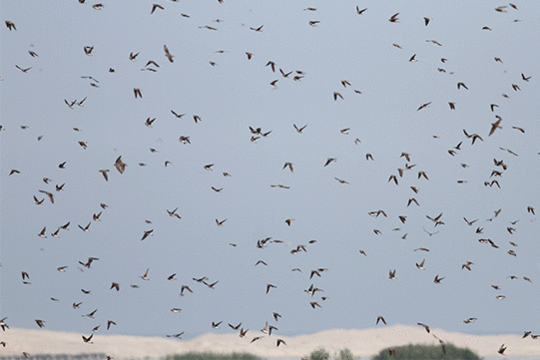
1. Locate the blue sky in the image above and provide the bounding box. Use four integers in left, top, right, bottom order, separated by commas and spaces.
1, 0, 539, 343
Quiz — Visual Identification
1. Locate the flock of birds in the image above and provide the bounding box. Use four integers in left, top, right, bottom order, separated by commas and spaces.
1, 0, 539, 359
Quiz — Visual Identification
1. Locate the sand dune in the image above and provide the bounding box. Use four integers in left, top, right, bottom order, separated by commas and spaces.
1, 325, 539, 358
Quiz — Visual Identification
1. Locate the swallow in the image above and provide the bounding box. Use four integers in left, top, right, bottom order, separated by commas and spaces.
84, 46, 94, 56
250, 25, 263, 32
333, 92, 344, 100
203, 280, 219, 289
407, 197, 419, 207
498, 344, 506, 355
324, 158, 336, 167
489, 116, 503, 136
521, 73, 531, 82
293, 124, 307, 133
180, 285, 193, 296
266, 284, 277, 294
409, 54, 417, 62
140, 268, 150, 280
5, 21, 16, 30
228, 322, 242, 330
389, 13, 399, 23
376, 316, 387, 325
151, 3, 164, 14
448, 102, 455, 110
417, 102, 431, 111
15, 65, 32, 73
78, 222, 91, 232
37, 190, 55, 204
246, 52, 253, 59
115, 156, 127, 174
335, 177, 349, 184
107, 320, 116, 330
83, 309, 97, 318
163, 45, 174, 62
356, 7, 367, 14
417, 323, 430, 333
457, 82, 468, 90
389, 269, 396, 280
33, 195, 45, 205
133, 88, 142, 98
416, 259, 425, 270
167, 332, 185, 339
424, 17, 432, 26
215, 218, 227, 226
434, 275, 445, 283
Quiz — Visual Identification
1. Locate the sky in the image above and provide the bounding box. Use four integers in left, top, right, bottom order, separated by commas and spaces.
1, 0, 539, 347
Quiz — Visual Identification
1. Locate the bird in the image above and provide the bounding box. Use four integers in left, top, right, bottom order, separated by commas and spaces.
457, 82, 468, 90
389, 13, 400, 23
151, 4, 164, 14
107, 320, 116, 330
39, 190, 55, 204
133, 88, 142, 98
356, 7, 367, 15
5, 21, 16, 30
434, 275, 445, 283
333, 92, 344, 100
114, 156, 127, 174
215, 218, 227, 226
417, 323, 430, 333
488, 115, 503, 136
83, 46, 94, 56
140, 268, 150, 280
416, 259, 425, 270
180, 285, 193, 296
376, 316, 387, 325
78, 222, 91, 232
293, 124, 307, 133
498, 344, 507, 355
82, 334, 93, 343
276, 339, 286, 347
266, 284, 277, 294
424, 17, 432, 26
324, 158, 336, 167
417, 102, 431, 111
389, 269, 396, 280
250, 25, 263, 32
212, 321, 222, 329
110, 282, 120, 291
164, 45, 174, 62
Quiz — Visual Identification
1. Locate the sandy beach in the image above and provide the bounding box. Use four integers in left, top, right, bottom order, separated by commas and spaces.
1, 325, 539, 359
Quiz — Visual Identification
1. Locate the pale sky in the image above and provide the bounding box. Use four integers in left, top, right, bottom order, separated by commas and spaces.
1, 0, 539, 345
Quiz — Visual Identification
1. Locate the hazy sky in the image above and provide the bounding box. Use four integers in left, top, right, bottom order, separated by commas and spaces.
1, 0, 539, 346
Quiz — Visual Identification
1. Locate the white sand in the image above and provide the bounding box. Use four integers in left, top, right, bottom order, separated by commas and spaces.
1, 325, 539, 358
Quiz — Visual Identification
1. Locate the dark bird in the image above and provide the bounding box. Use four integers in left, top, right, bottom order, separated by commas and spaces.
39, 190, 54, 204
417, 102, 431, 111
164, 45, 174, 62
417, 323, 430, 333
489, 116, 503, 136
356, 7, 367, 14
15, 65, 32, 73
376, 316, 387, 325
151, 4, 164, 14
5, 21, 16, 30
133, 88, 142, 98
389, 13, 399, 23
457, 82, 468, 90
